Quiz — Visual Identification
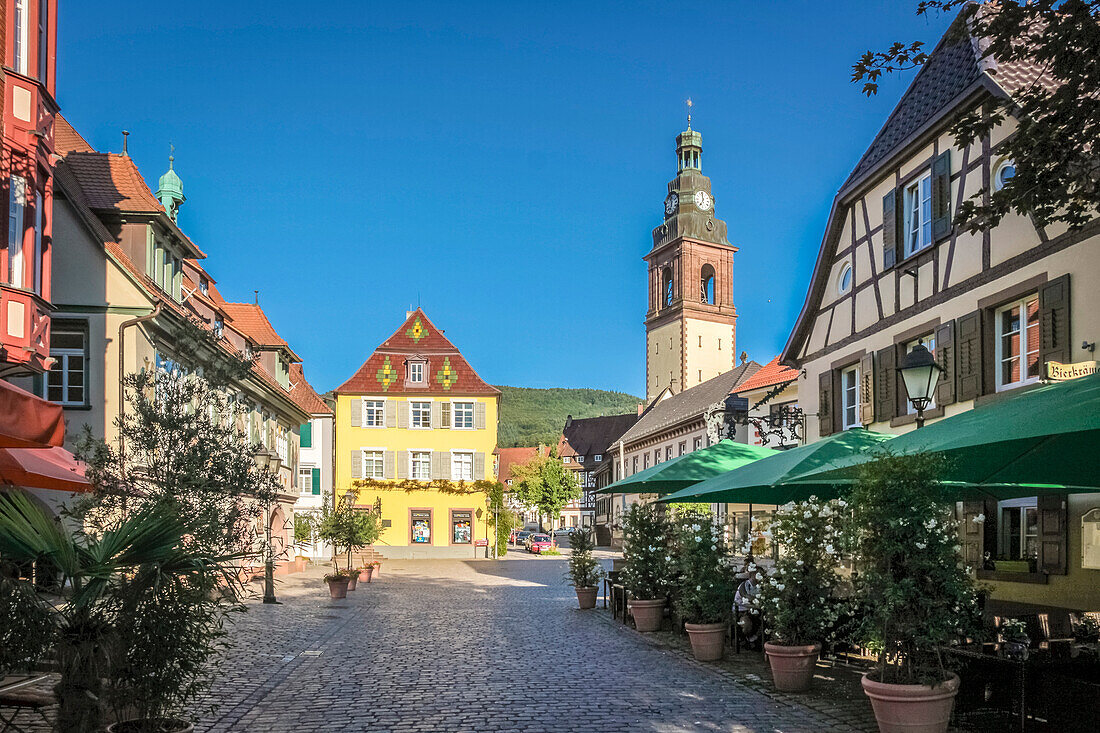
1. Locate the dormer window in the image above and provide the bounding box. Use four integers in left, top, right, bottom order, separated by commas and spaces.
200, 277, 209, 296
213, 316, 224, 339
409, 361, 424, 384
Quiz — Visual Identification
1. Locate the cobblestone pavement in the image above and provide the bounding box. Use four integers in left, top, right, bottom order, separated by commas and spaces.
191, 554, 873, 733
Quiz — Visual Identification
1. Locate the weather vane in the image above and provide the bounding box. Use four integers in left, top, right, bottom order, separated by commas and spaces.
686, 98, 693, 129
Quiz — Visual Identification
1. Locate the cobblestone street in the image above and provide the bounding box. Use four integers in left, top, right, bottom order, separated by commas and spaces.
194, 554, 872, 733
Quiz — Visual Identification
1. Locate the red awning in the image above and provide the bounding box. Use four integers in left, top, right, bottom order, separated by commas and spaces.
0, 380, 65, 448
0, 446, 92, 493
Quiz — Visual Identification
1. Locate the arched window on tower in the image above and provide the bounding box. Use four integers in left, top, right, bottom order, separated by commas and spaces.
662, 267, 674, 307
700, 264, 715, 305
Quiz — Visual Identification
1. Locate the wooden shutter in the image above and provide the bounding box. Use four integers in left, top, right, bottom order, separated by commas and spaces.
311, 467, 321, 495
956, 310, 984, 401
432, 451, 448, 480
874, 346, 896, 422
385, 399, 397, 428
300, 421, 312, 448
441, 402, 451, 429
882, 189, 900, 270
398, 401, 409, 429
474, 402, 487, 430
396, 450, 408, 479
475, 452, 486, 480
859, 353, 875, 425
383, 450, 395, 479
934, 321, 957, 406
350, 450, 362, 479
818, 370, 834, 437
432, 401, 442, 429
1039, 275, 1071, 372
350, 398, 361, 427
931, 151, 952, 241
959, 501, 985, 568
1038, 494, 1068, 575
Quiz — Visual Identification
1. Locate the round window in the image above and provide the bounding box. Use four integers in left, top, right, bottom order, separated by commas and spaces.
837, 263, 852, 295
994, 159, 1016, 190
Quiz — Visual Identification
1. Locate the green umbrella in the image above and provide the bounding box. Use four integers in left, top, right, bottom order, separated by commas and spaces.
803, 372, 1100, 498
658, 429, 894, 505
595, 439, 777, 496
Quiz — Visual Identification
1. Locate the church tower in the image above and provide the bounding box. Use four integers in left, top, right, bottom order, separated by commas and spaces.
645, 117, 738, 401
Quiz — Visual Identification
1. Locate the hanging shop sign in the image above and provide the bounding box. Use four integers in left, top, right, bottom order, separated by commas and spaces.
1045, 360, 1098, 381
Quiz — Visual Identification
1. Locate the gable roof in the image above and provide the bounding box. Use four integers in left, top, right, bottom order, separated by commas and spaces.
55, 114, 96, 154
735, 356, 799, 394
559, 413, 640, 459
782, 7, 1049, 366
220, 302, 298, 356
290, 364, 333, 416
616, 362, 761, 447
496, 446, 548, 482
335, 309, 501, 396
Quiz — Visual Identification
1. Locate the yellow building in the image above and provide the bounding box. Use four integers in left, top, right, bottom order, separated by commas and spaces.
334, 309, 501, 559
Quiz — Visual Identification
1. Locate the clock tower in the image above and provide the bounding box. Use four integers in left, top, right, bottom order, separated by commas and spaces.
645, 121, 738, 401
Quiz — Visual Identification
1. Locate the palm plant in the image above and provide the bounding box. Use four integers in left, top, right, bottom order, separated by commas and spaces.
0, 491, 244, 732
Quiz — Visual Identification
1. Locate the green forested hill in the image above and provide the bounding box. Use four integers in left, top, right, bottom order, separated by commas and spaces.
495, 386, 643, 448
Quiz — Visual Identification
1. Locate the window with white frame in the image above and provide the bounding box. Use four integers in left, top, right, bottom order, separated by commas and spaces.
363, 400, 385, 427
563, 456, 571, 464
903, 172, 933, 258
45, 327, 86, 405
410, 451, 431, 480
410, 401, 431, 428
298, 467, 313, 494
994, 159, 1016, 191
903, 334, 936, 414
594, 454, 602, 462
409, 362, 424, 383
13, 1, 28, 74
275, 425, 288, 463
841, 364, 860, 430
577, 456, 584, 463
363, 450, 385, 479
693, 437, 702, 451
8, 175, 26, 287
451, 451, 474, 481
998, 497, 1039, 561
837, 262, 852, 295
452, 401, 474, 429
995, 295, 1040, 391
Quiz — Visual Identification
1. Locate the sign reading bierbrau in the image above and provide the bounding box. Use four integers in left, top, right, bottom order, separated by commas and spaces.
1045, 360, 1099, 381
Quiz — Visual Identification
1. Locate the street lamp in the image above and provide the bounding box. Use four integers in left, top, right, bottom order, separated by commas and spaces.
253, 450, 280, 604
896, 343, 945, 429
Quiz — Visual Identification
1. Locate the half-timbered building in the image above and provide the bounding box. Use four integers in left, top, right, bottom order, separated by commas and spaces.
781, 13, 1100, 612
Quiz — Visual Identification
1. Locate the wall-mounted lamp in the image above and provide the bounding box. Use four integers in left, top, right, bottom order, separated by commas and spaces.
1083, 341, 1095, 353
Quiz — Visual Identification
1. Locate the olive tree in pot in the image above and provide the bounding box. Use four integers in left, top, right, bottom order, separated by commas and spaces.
671, 508, 735, 661
851, 453, 980, 733
619, 503, 672, 632
316, 490, 382, 598
753, 497, 850, 691
565, 527, 604, 608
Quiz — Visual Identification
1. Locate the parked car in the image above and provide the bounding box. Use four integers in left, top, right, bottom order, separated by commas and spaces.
552, 527, 573, 536
513, 530, 533, 545
527, 534, 554, 554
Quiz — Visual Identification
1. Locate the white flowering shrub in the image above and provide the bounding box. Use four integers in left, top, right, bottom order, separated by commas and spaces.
619, 502, 673, 600
671, 509, 736, 624
752, 497, 850, 646
852, 452, 981, 685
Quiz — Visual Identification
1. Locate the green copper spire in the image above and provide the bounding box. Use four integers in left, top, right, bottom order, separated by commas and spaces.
156, 143, 185, 220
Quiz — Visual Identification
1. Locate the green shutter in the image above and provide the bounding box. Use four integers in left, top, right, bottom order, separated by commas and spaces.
311, 467, 321, 495
300, 421, 312, 448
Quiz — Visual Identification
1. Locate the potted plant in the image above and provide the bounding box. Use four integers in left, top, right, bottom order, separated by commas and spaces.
324, 569, 351, 598
619, 502, 672, 632
671, 509, 735, 661
315, 490, 383, 597
753, 497, 850, 691
851, 453, 980, 733
370, 559, 382, 577
360, 564, 375, 583
347, 567, 361, 591
566, 527, 604, 609
999, 618, 1030, 661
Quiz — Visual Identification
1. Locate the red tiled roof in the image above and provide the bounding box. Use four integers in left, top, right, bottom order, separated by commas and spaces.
290, 364, 332, 416
335, 309, 501, 396
496, 446, 546, 482
735, 356, 799, 394
220, 302, 300, 359
55, 114, 95, 154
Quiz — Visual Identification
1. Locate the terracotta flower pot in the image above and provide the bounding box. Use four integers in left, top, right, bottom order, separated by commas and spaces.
326, 578, 350, 599
107, 719, 194, 733
765, 642, 822, 692
575, 586, 598, 609
861, 672, 959, 733
629, 598, 665, 632
363, 567, 374, 583
685, 622, 726, 661
347, 573, 359, 591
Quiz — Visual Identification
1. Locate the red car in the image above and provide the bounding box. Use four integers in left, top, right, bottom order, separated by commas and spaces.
527, 534, 554, 554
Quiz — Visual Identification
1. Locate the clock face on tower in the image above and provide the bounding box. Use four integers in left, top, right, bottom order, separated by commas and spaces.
664, 193, 678, 216
694, 190, 713, 211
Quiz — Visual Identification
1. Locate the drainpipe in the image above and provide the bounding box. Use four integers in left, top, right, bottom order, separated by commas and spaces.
118, 302, 163, 462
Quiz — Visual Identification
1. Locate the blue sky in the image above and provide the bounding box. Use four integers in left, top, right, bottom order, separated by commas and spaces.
57, 1, 953, 396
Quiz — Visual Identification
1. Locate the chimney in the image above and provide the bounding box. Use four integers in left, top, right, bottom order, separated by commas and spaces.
565, 415, 573, 428
637, 403, 644, 416
406, 310, 414, 320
